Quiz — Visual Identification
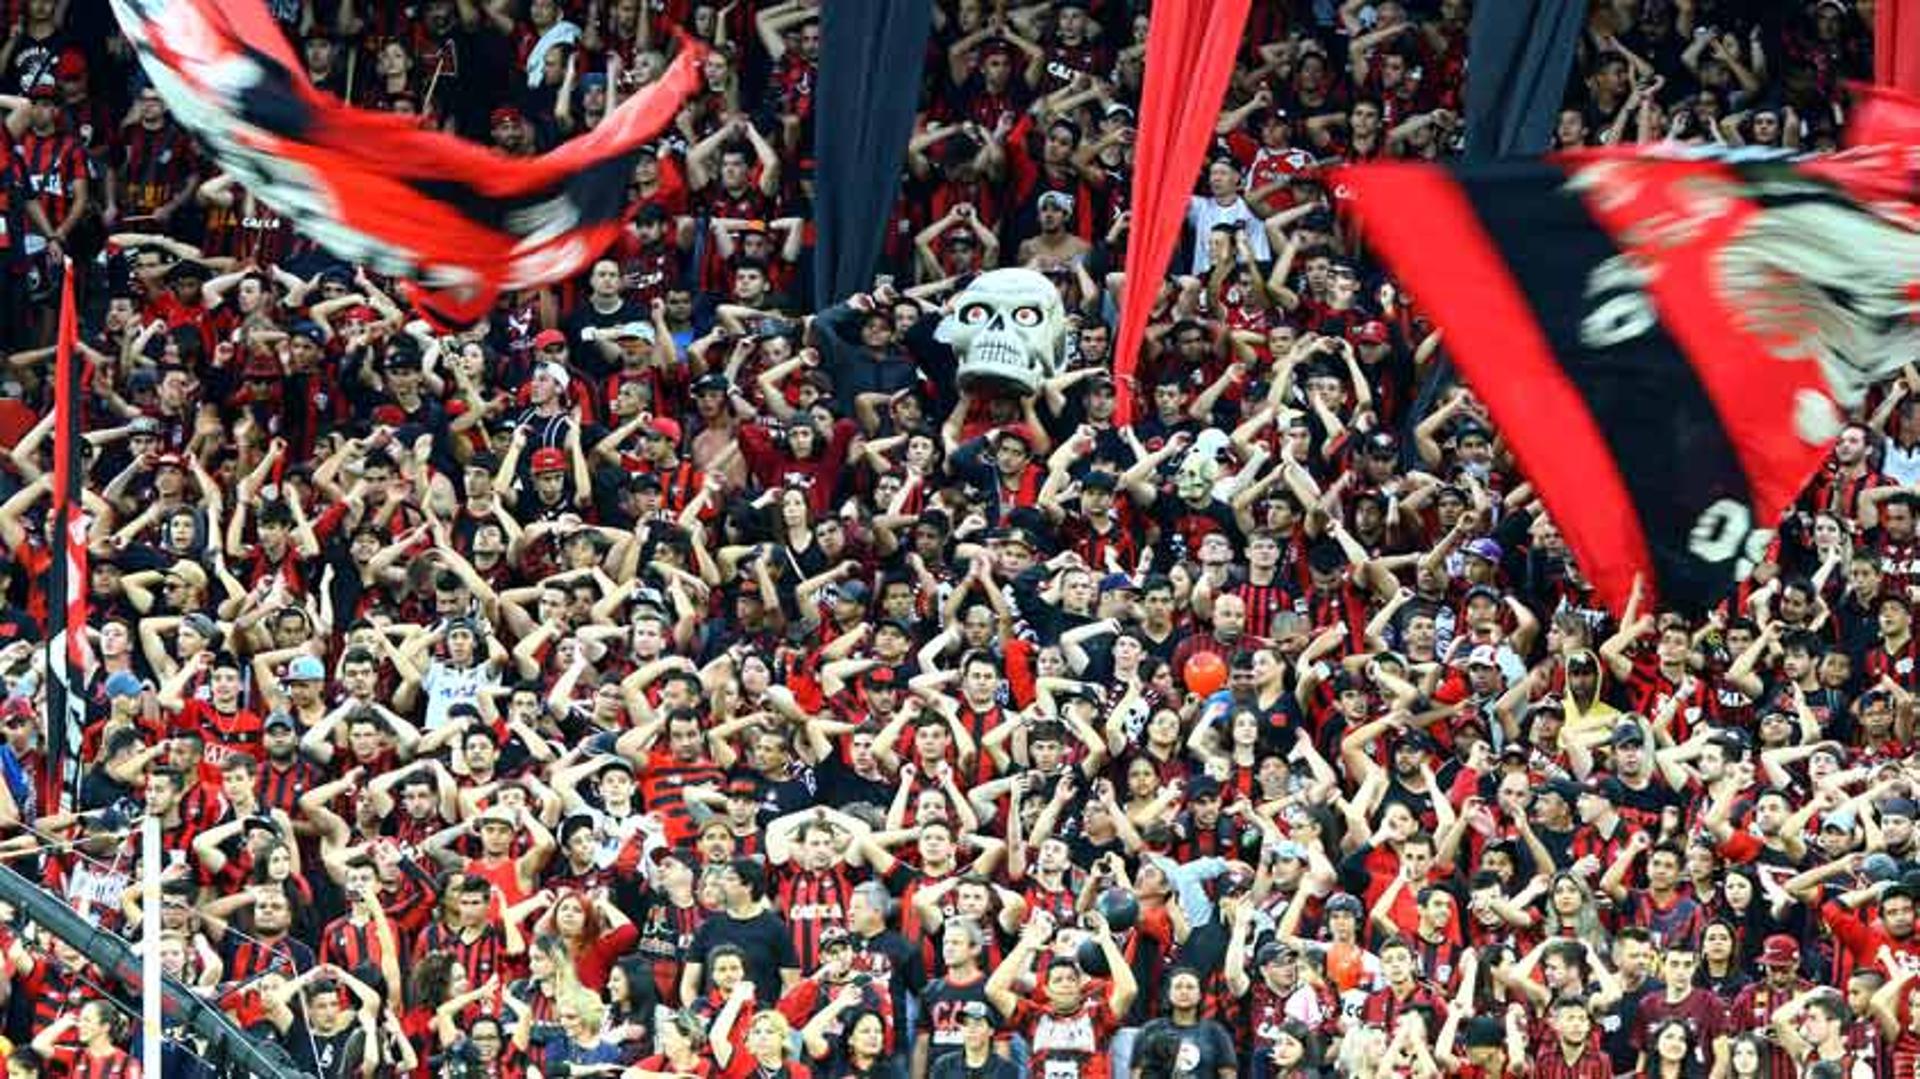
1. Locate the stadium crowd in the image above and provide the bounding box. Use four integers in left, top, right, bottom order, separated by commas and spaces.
0, 0, 1902, 1078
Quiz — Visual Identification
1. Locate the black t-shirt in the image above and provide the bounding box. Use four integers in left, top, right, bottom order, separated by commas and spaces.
1136, 1017, 1236, 1079
562, 299, 644, 378
817, 756, 894, 808
919, 975, 993, 1059
688, 907, 798, 1006
928, 1051, 1020, 1079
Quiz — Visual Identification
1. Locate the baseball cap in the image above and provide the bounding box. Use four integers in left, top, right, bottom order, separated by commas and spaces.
1325, 892, 1364, 917
1363, 430, 1397, 457
532, 328, 567, 351
1542, 778, 1583, 804
647, 416, 683, 443
1271, 840, 1308, 862
611, 322, 657, 343
959, 1000, 998, 1027
536, 361, 571, 392
104, 671, 144, 699
1611, 720, 1646, 748
530, 447, 568, 473
1464, 537, 1503, 562
1579, 776, 1627, 803
285, 655, 326, 682
1464, 644, 1500, 669
692, 373, 730, 394
818, 925, 852, 951
1098, 573, 1137, 595
1823, 808, 1858, 833
1353, 320, 1389, 346
264, 711, 298, 732
1757, 934, 1801, 967
993, 425, 1040, 448
1885, 798, 1920, 821
1255, 940, 1296, 967
1462, 586, 1502, 609
1186, 775, 1223, 800
181, 611, 218, 640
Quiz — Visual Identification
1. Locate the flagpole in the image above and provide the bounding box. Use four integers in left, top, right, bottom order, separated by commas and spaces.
142, 813, 161, 1079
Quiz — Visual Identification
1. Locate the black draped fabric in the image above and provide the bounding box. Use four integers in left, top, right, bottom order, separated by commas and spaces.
811, 0, 932, 309
1462, 0, 1586, 163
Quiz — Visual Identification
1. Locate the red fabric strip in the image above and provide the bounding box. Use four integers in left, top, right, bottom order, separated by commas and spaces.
1879, 0, 1920, 96
1111, 0, 1253, 424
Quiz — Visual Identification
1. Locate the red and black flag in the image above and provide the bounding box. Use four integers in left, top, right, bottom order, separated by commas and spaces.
46, 262, 87, 814
1339, 145, 1920, 615
108, 0, 706, 328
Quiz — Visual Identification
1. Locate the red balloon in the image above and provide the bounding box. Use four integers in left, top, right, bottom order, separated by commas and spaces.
1327, 941, 1366, 992
1183, 651, 1228, 696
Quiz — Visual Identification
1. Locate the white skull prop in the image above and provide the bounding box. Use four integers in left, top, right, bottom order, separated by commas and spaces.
1175, 429, 1233, 502
936, 268, 1066, 397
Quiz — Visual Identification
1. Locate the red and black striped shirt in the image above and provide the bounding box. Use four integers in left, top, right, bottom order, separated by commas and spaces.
15, 129, 86, 228
774, 864, 854, 972
115, 121, 199, 216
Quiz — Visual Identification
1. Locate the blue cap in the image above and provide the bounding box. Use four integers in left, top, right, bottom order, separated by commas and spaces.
285, 655, 326, 682
104, 671, 144, 699
1865, 853, 1902, 883
1098, 573, 1137, 594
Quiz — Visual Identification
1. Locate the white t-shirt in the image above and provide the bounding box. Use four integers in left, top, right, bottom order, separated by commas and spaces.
1187, 194, 1272, 274
422, 659, 499, 731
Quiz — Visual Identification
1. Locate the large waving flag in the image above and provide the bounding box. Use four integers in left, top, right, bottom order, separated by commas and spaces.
1339, 137, 1920, 616
108, 0, 706, 327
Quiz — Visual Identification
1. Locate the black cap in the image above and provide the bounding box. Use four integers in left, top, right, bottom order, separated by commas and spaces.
959, 1000, 998, 1027
692, 373, 729, 394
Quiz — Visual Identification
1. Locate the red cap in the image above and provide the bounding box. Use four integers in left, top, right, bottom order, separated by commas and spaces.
648, 416, 682, 443
490, 105, 524, 126
532, 328, 567, 351
993, 425, 1040, 448
530, 447, 568, 473
54, 51, 86, 80
1353, 320, 1389, 345
1757, 934, 1801, 966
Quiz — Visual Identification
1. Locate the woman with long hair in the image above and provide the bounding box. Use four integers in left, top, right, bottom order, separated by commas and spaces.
1697, 920, 1752, 998
1541, 872, 1608, 947
806, 1005, 901, 1079
507, 932, 586, 1066
1639, 1020, 1704, 1079
1720, 1033, 1770, 1079
1267, 1019, 1329, 1079
538, 887, 638, 991
604, 954, 659, 1064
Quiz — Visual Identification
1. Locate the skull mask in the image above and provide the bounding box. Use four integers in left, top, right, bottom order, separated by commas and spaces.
1175, 429, 1232, 503
936, 268, 1066, 397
